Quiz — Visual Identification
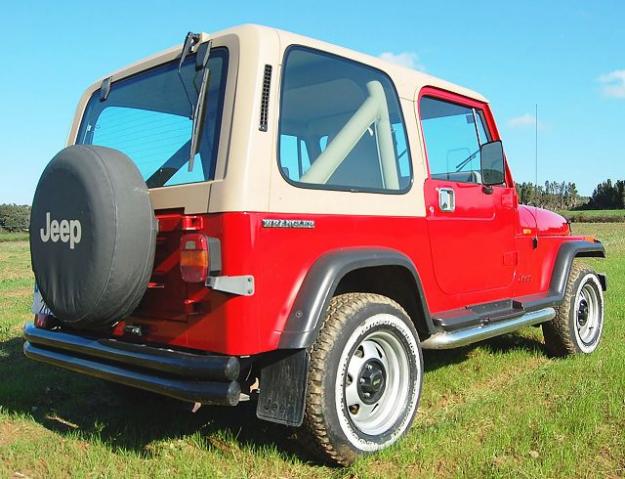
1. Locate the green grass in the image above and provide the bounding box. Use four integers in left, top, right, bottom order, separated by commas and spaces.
559, 209, 625, 217
1, 224, 624, 478
0, 231, 29, 242
558, 209, 625, 223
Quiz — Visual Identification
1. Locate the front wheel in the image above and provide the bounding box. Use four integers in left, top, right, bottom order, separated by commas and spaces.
543, 261, 605, 356
302, 293, 422, 465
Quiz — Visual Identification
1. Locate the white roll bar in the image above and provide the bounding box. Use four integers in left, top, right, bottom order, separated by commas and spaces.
300, 81, 399, 189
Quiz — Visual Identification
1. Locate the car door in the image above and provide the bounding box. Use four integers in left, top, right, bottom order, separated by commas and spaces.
418, 88, 517, 297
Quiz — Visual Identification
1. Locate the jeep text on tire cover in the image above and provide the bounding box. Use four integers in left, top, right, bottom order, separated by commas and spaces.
24, 25, 607, 466
39, 212, 82, 249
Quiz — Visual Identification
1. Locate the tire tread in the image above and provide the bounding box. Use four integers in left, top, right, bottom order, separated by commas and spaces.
543, 260, 594, 356
301, 292, 406, 466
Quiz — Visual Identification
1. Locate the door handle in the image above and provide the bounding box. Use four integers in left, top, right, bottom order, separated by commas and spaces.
438, 187, 455, 212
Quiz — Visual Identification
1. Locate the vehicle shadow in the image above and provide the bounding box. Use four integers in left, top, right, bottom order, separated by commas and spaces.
0, 336, 315, 464
0, 331, 547, 463
422, 330, 548, 372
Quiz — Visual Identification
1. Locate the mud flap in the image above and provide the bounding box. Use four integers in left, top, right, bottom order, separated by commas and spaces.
256, 349, 308, 427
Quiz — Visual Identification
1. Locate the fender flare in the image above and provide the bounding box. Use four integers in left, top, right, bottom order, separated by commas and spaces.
525, 240, 606, 311
277, 247, 433, 349
549, 240, 606, 294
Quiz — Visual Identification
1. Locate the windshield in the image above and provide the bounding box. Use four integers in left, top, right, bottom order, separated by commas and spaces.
76, 47, 228, 188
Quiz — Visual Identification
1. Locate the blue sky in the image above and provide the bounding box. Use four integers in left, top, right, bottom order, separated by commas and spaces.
1, 0, 623, 204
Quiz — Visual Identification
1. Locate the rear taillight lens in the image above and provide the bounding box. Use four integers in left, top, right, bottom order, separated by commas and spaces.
180, 233, 209, 283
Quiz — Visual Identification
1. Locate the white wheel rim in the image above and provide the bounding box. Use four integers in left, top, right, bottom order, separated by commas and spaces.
573, 274, 603, 352
343, 329, 410, 436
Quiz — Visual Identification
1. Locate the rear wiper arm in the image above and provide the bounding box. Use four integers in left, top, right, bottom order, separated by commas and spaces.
176, 32, 213, 172
188, 40, 212, 172
177, 32, 201, 118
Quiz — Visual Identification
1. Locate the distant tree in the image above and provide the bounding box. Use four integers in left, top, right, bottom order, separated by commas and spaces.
516, 181, 584, 210
590, 179, 624, 209
0, 204, 31, 232
616, 180, 625, 209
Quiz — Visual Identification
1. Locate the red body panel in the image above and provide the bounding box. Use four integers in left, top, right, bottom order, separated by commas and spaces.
114, 207, 575, 356
424, 180, 518, 295
419, 87, 519, 297
110, 88, 579, 357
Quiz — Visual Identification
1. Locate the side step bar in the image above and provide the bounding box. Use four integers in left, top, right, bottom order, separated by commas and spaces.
421, 307, 556, 350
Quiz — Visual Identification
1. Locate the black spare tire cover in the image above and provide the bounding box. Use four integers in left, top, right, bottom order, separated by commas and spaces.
30, 145, 157, 328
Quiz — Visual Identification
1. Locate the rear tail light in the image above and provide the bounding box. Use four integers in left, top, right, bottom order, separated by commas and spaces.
180, 233, 209, 283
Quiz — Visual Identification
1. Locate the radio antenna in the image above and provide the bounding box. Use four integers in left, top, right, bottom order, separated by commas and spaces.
535, 103, 538, 187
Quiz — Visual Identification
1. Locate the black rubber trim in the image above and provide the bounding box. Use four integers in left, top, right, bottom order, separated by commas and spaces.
278, 247, 432, 349
24, 341, 240, 406
523, 240, 606, 311
24, 324, 239, 381
433, 299, 524, 331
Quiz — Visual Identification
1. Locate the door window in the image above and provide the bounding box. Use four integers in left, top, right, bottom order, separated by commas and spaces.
419, 96, 491, 184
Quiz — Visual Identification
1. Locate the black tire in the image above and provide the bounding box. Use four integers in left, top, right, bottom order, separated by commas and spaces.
30, 145, 157, 329
302, 293, 422, 466
542, 261, 605, 356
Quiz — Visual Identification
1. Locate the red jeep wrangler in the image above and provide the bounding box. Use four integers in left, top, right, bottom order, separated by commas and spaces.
26, 25, 606, 465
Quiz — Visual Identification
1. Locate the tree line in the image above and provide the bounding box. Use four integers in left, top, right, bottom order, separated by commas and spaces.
0, 204, 31, 232
516, 179, 624, 210
515, 181, 585, 210
586, 179, 625, 209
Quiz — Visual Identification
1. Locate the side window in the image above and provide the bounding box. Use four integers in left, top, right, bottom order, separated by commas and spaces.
419, 96, 491, 184
279, 47, 412, 192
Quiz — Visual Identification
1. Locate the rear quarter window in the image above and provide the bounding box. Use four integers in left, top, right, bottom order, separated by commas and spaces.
278, 46, 412, 193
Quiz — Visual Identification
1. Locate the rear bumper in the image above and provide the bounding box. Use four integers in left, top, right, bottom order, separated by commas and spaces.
23, 324, 241, 406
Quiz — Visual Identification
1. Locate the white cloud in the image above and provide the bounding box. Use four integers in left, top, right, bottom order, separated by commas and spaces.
598, 70, 625, 98
508, 113, 537, 128
378, 51, 424, 71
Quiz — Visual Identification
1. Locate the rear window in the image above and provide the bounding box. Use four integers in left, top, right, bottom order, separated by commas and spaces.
278, 46, 412, 193
76, 47, 228, 188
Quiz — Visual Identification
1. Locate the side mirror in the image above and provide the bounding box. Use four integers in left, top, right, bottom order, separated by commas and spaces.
480, 140, 505, 186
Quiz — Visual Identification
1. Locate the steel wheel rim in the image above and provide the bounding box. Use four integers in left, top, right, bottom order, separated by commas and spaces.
575, 281, 601, 345
343, 329, 410, 436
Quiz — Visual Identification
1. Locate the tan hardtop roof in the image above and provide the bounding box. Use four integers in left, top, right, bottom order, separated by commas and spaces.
87, 23, 488, 104
271, 25, 488, 103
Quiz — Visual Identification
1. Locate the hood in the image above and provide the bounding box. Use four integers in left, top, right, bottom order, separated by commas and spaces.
519, 205, 570, 236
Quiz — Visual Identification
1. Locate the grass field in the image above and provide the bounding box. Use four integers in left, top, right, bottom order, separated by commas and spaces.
0, 232, 29, 242
559, 209, 625, 217
1, 224, 624, 478
558, 210, 625, 223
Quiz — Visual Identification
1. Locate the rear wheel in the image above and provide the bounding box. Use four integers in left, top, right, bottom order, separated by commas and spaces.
543, 261, 604, 356
302, 293, 422, 465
